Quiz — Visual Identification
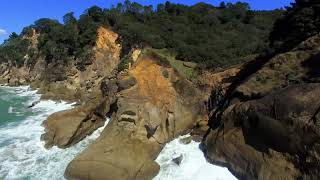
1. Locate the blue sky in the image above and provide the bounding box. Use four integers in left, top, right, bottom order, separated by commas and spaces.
0, 0, 293, 43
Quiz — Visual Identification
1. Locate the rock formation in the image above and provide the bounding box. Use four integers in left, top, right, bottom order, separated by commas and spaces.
64, 49, 206, 180
3, 21, 320, 180
40, 27, 121, 148
203, 34, 320, 180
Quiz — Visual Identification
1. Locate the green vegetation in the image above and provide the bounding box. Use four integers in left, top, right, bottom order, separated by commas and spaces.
0, 33, 30, 66
108, 1, 282, 69
270, 0, 320, 52
0, 1, 284, 70
152, 49, 198, 80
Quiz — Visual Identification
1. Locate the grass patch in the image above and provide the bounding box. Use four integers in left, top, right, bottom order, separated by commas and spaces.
151, 49, 198, 81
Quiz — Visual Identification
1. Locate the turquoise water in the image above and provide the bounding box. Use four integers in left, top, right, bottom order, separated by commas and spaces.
0, 86, 36, 126
0, 86, 107, 180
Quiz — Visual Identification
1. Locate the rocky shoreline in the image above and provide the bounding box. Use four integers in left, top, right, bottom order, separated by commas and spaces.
2, 26, 320, 180
0, 28, 216, 179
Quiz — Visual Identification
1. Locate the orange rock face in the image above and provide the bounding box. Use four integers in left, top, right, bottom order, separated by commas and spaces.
65, 50, 206, 180
96, 27, 121, 60
130, 58, 176, 107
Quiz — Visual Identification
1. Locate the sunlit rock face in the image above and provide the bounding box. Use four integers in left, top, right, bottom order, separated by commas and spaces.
65, 49, 207, 180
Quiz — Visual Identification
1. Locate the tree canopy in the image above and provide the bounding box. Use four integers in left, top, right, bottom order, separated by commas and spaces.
270, 0, 320, 51
0, 1, 283, 69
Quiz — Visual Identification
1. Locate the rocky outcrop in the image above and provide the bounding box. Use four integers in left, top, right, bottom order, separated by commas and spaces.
235, 34, 320, 100
41, 77, 118, 148
34, 27, 121, 102
0, 27, 121, 103
204, 84, 320, 179
203, 34, 320, 180
39, 27, 121, 148
64, 49, 206, 180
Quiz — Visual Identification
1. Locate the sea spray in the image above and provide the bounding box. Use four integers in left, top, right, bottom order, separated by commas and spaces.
0, 86, 235, 180
0, 86, 109, 180
154, 135, 237, 180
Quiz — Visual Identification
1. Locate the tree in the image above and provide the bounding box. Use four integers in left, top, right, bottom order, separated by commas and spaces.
87, 6, 103, 22
0, 1, 283, 70
270, 0, 320, 51
220, 2, 226, 9
63, 12, 77, 25
9, 32, 19, 39
33, 18, 61, 34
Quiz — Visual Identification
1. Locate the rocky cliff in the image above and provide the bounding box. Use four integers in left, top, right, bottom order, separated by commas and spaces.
2, 24, 320, 180
0, 27, 120, 102
203, 34, 320, 180
1, 27, 122, 149
63, 49, 206, 179
0, 26, 209, 179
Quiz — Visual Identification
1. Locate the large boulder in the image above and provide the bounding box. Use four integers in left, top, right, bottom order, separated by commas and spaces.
65, 49, 206, 180
204, 83, 320, 180
41, 77, 118, 149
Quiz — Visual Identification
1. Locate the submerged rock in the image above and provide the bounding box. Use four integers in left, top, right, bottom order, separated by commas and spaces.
172, 155, 183, 165
179, 136, 193, 145
28, 100, 40, 108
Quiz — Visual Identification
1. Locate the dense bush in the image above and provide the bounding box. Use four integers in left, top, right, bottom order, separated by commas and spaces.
108, 1, 283, 68
0, 33, 30, 66
0, 1, 283, 69
270, 0, 320, 52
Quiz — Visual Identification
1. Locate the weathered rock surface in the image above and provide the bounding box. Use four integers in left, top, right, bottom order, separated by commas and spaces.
204, 34, 320, 180
0, 27, 121, 103
235, 34, 320, 100
41, 75, 118, 148
204, 83, 320, 179
65, 49, 206, 180
39, 27, 121, 148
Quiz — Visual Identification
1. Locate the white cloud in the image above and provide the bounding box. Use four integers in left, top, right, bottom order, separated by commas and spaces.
0, 29, 7, 36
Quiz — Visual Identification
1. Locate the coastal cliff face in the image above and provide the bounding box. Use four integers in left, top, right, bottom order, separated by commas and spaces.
41, 27, 121, 149
1, 27, 121, 149
0, 27, 120, 102
7, 26, 207, 179
2, 24, 320, 180
203, 34, 320, 180
65, 49, 207, 180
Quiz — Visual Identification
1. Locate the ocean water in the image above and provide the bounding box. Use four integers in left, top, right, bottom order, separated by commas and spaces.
0, 86, 236, 180
0, 86, 108, 180
155, 135, 237, 180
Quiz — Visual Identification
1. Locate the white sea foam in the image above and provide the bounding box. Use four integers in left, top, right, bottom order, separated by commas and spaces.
0, 86, 236, 180
154, 135, 237, 180
7, 106, 13, 114
0, 86, 108, 180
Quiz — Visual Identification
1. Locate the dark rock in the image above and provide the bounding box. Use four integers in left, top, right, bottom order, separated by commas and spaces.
28, 100, 40, 108
117, 75, 136, 91
162, 69, 169, 78
172, 155, 183, 165
204, 83, 320, 180
179, 136, 192, 144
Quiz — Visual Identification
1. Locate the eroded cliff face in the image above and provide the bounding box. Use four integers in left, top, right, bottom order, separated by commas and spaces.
203, 34, 320, 180
0, 27, 121, 102
40, 27, 121, 149
34, 27, 121, 102
5, 25, 320, 180
64, 49, 206, 180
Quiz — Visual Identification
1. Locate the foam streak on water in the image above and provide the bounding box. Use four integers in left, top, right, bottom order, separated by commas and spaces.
0, 86, 236, 180
154, 135, 237, 180
0, 86, 108, 180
